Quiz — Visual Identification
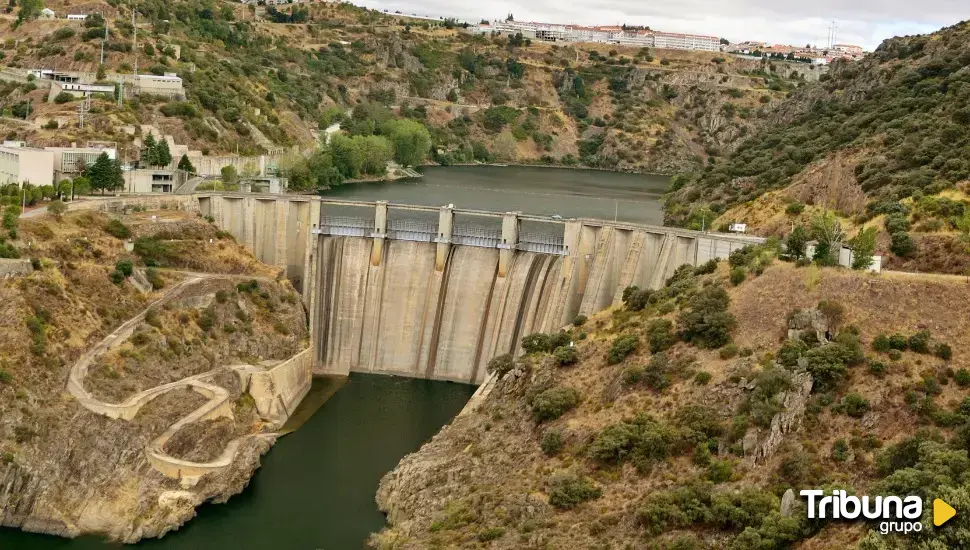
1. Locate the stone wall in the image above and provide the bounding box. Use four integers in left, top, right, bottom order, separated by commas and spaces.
247, 349, 313, 427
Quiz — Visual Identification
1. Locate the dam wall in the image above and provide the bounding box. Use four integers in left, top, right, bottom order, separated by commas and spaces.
197, 194, 763, 385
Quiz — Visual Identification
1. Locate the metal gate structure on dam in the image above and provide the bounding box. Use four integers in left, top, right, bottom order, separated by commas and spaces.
193, 193, 764, 384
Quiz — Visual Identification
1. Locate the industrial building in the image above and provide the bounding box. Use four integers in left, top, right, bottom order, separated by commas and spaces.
0, 145, 55, 188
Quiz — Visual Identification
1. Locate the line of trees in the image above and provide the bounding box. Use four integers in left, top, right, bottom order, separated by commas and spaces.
141, 133, 173, 168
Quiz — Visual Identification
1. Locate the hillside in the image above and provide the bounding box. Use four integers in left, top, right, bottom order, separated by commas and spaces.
665, 21, 970, 273
371, 253, 970, 549
0, 207, 309, 541
0, 0, 816, 175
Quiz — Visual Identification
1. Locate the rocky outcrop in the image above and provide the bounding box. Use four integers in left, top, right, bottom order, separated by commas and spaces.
746, 371, 814, 465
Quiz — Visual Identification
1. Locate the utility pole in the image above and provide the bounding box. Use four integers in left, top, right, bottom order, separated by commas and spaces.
132, 6, 138, 95
100, 14, 108, 65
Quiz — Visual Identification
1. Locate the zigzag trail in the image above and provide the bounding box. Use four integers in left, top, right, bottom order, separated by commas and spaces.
66, 275, 277, 484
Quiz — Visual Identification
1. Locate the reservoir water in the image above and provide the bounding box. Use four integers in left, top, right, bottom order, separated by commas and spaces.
323, 165, 671, 225
0, 375, 475, 549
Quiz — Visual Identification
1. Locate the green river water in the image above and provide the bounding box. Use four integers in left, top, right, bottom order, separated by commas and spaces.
0, 166, 668, 549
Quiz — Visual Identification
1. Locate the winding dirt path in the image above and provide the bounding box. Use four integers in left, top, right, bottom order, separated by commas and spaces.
66, 275, 270, 483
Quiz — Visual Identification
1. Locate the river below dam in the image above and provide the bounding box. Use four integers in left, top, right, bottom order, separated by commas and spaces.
0, 375, 475, 549
324, 165, 671, 225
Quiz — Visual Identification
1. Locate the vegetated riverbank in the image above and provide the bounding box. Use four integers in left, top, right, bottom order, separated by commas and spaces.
371, 258, 970, 548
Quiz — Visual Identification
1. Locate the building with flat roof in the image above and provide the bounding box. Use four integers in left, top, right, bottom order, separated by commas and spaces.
45, 145, 117, 181
486, 19, 719, 52
53, 82, 116, 100
133, 74, 184, 98
0, 146, 55, 188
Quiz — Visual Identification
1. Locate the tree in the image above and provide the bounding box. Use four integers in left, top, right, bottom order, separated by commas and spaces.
329, 134, 363, 178
848, 227, 877, 270
357, 135, 393, 175
15, 0, 42, 27
786, 225, 809, 259
493, 130, 517, 161
154, 138, 172, 167
221, 165, 239, 187
96, 64, 106, 81
177, 154, 196, 173
47, 200, 67, 220
811, 211, 844, 266
142, 133, 158, 167
88, 153, 123, 194
383, 119, 431, 167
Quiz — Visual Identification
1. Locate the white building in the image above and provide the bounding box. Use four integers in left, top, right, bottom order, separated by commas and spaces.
133, 74, 184, 98
54, 82, 115, 99
0, 146, 55, 188
45, 146, 118, 180
488, 19, 719, 52
67, 14, 88, 21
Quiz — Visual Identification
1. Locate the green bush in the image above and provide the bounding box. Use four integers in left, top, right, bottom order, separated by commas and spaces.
707, 459, 734, 482
547, 474, 602, 510
870, 360, 887, 377
719, 343, 739, 360
548, 331, 571, 350
540, 429, 564, 456
553, 346, 578, 366
531, 387, 581, 422
486, 353, 515, 376
588, 413, 684, 472
521, 332, 552, 354
888, 349, 902, 361
623, 285, 652, 311
104, 219, 131, 239
476, 527, 506, 542
777, 339, 808, 367
145, 267, 164, 289
831, 439, 851, 462
645, 318, 675, 353
694, 259, 718, 275
955, 369, 970, 387
890, 231, 917, 257
908, 330, 931, 354
935, 343, 953, 361
53, 91, 75, 104
236, 279, 260, 293
134, 237, 176, 266
695, 371, 712, 385
887, 333, 909, 351
115, 259, 133, 277
26, 316, 46, 356
607, 334, 639, 364
0, 369, 12, 384
785, 202, 805, 215
197, 307, 216, 332
839, 393, 870, 417
109, 269, 125, 284
572, 314, 587, 326
872, 334, 891, 353
677, 286, 736, 349
643, 352, 672, 391
729, 267, 747, 286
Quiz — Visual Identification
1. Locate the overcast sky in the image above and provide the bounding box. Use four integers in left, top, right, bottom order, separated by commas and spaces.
356, 0, 968, 50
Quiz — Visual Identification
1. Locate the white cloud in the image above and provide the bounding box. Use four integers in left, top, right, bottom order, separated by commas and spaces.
355, 0, 967, 49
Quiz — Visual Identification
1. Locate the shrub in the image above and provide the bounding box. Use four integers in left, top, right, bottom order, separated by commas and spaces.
553, 346, 578, 366
831, 439, 851, 462
197, 308, 216, 331
890, 231, 916, 257
888, 349, 902, 361
840, 393, 870, 417
548, 474, 602, 510
115, 259, 133, 277
643, 352, 672, 391
908, 330, 931, 354
719, 343, 739, 360
109, 269, 125, 284
548, 331, 571, 350
144, 308, 162, 329
623, 285, 652, 311
645, 319, 675, 353
695, 371, 712, 385
104, 219, 131, 239
870, 360, 887, 377
522, 332, 552, 354
887, 333, 909, 351
694, 259, 718, 275
540, 429, 564, 456
477, 527, 505, 542
872, 334, 891, 353
572, 314, 587, 326
53, 91, 75, 104
607, 334, 639, 364
935, 343, 953, 361
729, 267, 746, 285
0, 369, 12, 384
236, 279, 259, 293
817, 300, 845, 329
46, 200, 67, 219
955, 369, 970, 387
785, 202, 805, 215
707, 459, 734, 482
531, 387, 581, 422
145, 268, 164, 289
677, 286, 736, 349
486, 353, 514, 376
777, 339, 808, 367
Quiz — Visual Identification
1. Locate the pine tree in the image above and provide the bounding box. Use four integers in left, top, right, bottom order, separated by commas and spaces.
142, 133, 158, 167
155, 138, 172, 167
106, 158, 125, 192
177, 154, 196, 173
87, 152, 112, 194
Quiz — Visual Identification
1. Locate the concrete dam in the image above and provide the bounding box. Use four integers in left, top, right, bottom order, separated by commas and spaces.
187, 194, 762, 384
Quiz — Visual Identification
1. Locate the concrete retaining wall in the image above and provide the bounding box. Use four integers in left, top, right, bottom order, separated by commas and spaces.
248, 349, 313, 426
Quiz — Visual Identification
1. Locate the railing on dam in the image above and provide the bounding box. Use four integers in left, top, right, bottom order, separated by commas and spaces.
519, 232, 566, 255
318, 216, 371, 237
452, 224, 502, 249
387, 219, 436, 242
